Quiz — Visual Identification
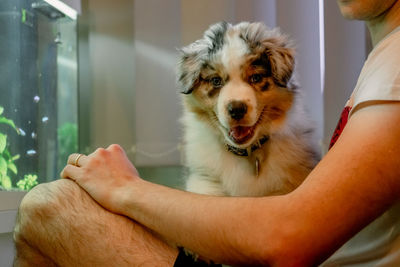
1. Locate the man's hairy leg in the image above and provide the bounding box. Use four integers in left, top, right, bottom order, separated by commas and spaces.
13, 179, 178, 267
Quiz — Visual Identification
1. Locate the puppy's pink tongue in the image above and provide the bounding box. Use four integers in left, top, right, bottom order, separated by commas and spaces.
229, 126, 253, 142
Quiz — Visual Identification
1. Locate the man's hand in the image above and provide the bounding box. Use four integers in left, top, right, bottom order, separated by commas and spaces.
61, 144, 141, 214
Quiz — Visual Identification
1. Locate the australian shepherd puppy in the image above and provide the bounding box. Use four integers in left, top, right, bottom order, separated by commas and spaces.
178, 22, 320, 197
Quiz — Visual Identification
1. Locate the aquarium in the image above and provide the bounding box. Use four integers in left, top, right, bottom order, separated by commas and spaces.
0, 0, 78, 191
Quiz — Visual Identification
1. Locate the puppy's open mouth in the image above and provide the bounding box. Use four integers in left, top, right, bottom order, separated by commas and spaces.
229, 125, 256, 144
227, 107, 265, 145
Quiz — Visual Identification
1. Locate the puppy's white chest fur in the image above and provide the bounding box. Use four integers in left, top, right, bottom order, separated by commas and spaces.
183, 108, 315, 197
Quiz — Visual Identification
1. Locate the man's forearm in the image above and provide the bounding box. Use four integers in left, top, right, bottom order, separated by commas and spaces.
118, 103, 400, 266
119, 179, 290, 266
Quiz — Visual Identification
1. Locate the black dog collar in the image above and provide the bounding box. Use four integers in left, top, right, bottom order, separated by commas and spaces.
226, 135, 270, 157
174, 247, 222, 267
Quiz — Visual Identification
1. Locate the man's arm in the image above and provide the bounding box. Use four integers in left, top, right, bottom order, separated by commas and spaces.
62, 102, 400, 266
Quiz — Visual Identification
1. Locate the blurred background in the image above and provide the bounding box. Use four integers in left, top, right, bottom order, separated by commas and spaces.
0, 0, 369, 265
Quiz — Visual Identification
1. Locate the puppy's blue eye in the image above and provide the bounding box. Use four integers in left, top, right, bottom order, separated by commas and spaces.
250, 74, 263, 84
210, 77, 223, 88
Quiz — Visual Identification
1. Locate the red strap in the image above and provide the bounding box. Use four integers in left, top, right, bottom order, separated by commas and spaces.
329, 106, 352, 150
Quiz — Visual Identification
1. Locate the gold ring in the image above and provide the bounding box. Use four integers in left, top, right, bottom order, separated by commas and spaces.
74, 154, 83, 166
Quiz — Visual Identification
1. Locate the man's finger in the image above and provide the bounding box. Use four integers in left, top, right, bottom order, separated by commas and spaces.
67, 153, 88, 167
61, 164, 82, 181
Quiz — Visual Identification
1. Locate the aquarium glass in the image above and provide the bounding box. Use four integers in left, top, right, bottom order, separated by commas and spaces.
0, 0, 78, 191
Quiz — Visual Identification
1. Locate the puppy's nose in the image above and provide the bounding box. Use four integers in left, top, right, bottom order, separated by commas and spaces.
228, 101, 248, 120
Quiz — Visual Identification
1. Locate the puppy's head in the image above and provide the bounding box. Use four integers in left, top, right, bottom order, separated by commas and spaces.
178, 22, 296, 148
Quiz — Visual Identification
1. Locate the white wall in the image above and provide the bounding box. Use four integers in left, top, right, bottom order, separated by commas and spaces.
323, 0, 366, 149
133, 0, 182, 166
276, 0, 324, 145
62, 0, 81, 13
79, 0, 136, 156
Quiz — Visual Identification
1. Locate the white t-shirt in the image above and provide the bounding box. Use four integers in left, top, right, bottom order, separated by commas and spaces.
322, 27, 400, 266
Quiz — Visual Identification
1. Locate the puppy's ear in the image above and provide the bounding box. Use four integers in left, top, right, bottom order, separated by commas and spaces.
263, 40, 295, 87
177, 51, 202, 94
238, 23, 295, 88
177, 21, 229, 94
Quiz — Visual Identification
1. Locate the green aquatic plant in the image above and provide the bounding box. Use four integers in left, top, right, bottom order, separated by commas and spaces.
16, 174, 38, 191
58, 122, 78, 171
0, 106, 20, 189
0, 106, 46, 191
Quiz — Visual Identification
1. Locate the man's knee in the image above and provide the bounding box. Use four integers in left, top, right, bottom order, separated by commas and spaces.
17, 178, 81, 214
13, 179, 178, 266
14, 180, 80, 266
14, 180, 84, 253
15, 180, 78, 233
